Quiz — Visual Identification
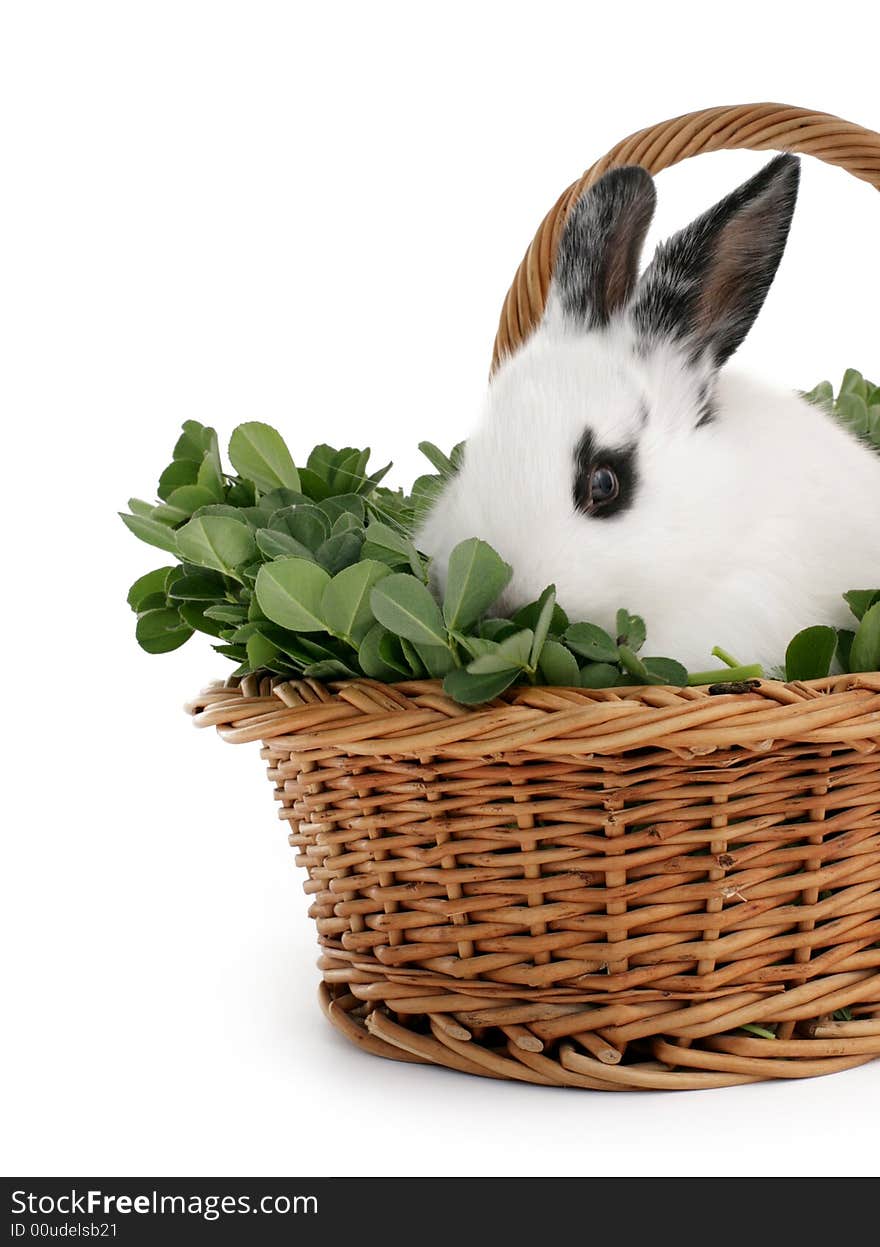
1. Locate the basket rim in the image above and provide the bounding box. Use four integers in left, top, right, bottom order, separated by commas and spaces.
187, 670, 880, 756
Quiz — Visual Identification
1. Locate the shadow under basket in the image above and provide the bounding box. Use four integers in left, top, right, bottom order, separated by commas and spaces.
188, 672, 880, 1090
188, 102, 880, 1090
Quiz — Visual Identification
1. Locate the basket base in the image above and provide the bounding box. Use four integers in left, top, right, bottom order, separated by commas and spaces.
318, 983, 880, 1091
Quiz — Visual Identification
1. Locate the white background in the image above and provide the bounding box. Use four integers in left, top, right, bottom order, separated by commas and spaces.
2, 1, 879, 1177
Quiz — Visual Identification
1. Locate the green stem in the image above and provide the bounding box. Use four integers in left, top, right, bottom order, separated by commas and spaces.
740, 1023, 777, 1040
446, 636, 463, 668
688, 663, 764, 686
711, 646, 741, 669
618, 644, 650, 682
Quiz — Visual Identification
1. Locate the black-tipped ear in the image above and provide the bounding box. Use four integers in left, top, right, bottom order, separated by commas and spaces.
631, 153, 801, 368
552, 166, 657, 329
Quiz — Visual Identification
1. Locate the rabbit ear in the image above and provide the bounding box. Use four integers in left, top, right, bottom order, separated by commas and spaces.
551, 166, 657, 328
631, 153, 801, 368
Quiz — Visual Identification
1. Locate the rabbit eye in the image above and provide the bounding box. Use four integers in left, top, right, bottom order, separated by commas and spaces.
573, 432, 637, 519
589, 466, 619, 508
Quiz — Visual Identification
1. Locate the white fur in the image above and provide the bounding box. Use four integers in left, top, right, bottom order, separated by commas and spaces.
416, 314, 880, 669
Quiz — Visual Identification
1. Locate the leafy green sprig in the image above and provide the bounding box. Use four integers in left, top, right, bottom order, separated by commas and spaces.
803, 367, 880, 452
783, 591, 880, 683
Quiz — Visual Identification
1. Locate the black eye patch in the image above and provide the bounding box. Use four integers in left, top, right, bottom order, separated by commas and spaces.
572, 431, 639, 519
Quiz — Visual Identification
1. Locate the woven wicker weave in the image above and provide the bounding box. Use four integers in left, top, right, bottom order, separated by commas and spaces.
190, 104, 880, 1090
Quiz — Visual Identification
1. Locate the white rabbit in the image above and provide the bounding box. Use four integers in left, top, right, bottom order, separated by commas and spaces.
416, 155, 880, 669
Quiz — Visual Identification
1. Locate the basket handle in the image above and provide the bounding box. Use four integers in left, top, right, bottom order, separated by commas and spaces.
492, 102, 880, 370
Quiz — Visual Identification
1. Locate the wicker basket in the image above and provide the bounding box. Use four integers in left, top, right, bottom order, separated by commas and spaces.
189, 104, 880, 1090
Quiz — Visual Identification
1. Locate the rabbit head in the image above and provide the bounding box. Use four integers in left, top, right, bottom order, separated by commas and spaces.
416, 153, 880, 667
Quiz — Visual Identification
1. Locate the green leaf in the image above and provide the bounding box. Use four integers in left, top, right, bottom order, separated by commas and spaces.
479, 618, 519, 642
616, 609, 647, 651
443, 667, 519, 705
643, 657, 688, 687
844, 590, 880, 623
512, 593, 569, 637
802, 381, 834, 408
328, 447, 370, 494
204, 604, 248, 624
468, 628, 533, 674
255, 527, 314, 561
618, 644, 651, 683
127, 498, 159, 518
255, 557, 331, 632
850, 603, 880, 673
166, 571, 227, 601
837, 393, 869, 435
120, 511, 180, 556
229, 623, 260, 643
371, 574, 449, 647
839, 368, 868, 401
316, 531, 364, 574
579, 662, 621, 688
246, 630, 281, 671
359, 624, 406, 681
455, 634, 502, 660
400, 637, 426, 677
330, 512, 361, 536
297, 468, 331, 501
228, 422, 301, 492
150, 500, 189, 525
322, 560, 390, 645
537, 639, 580, 686
410, 474, 444, 516
157, 459, 199, 501
785, 625, 838, 681
269, 504, 330, 550
259, 487, 310, 513
418, 441, 456, 475
306, 444, 338, 481
303, 658, 359, 680
176, 515, 257, 576
191, 503, 255, 526
527, 585, 557, 668
563, 622, 619, 663
196, 432, 225, 500
377, 630, 414, 676
319, 494, 366, 525
362, 521, 424, 578
127, 567, 175, 612
413, 643, 456, 678
178, 601, 227, 638
165, 484, 221, 516
135, 608, 193, 654
266, 630, 342, 668
443, 538, 512, 631
173, 420, 215, 462
359, 461, 392, 494
225, 478, 257, 508
836, 628, 855, 672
